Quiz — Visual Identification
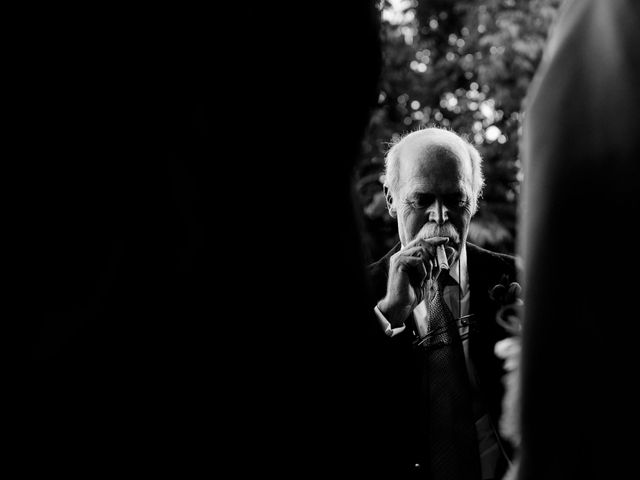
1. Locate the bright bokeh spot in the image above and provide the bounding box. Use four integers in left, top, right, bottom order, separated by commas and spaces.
485, 125, 502, 142
480, 100, 495, 122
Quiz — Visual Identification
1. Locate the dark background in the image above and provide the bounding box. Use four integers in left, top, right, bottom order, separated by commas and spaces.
22, 2, 385, 477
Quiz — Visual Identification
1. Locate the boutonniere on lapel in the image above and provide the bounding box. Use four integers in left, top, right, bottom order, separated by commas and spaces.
490, 275, 523, 480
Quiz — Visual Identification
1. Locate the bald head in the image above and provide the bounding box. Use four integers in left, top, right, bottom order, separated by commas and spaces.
384, 128, 484, 215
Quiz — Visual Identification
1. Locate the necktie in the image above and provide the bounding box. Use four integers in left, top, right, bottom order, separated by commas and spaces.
418, 273, 481, 480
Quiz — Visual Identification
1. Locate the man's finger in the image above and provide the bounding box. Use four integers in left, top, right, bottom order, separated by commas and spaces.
397, 245, 432, 261
395, 256, 424, 270
404, 237, 449, 258
404, 235, 449, 248
396, 256, 428, 288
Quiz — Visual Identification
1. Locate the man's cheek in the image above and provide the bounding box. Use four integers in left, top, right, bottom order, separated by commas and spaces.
397, 203, 411, 217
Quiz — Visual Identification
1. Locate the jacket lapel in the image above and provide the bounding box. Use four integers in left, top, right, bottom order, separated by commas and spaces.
466, 243, 515, 422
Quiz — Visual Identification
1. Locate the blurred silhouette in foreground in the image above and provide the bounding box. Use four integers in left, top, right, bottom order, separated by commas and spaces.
517, 0, 640, 478
24, 3, 383, 477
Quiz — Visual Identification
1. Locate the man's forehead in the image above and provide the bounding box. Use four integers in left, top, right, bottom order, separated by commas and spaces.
397, 133, 471, 178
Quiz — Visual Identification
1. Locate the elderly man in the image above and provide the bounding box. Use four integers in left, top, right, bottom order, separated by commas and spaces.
368, 127, 517, 480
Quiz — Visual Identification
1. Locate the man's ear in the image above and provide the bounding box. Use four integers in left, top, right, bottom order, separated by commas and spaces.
383, 185, 397, 218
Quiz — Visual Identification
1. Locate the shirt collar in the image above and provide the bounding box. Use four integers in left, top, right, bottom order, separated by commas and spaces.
448, 243, 468, 294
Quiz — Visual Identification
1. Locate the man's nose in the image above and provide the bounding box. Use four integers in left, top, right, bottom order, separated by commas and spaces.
427, 199, 448, 224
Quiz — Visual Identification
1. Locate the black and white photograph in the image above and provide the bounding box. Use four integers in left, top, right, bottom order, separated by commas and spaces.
23, 1, 639, 478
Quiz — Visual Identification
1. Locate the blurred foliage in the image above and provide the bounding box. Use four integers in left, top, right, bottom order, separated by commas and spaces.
357, 0, 564, 262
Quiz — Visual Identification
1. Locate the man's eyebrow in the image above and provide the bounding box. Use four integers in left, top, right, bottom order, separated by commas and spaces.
411, 192, 434, 199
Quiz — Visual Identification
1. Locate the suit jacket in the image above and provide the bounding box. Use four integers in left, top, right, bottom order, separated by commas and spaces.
367, 241, 516, 479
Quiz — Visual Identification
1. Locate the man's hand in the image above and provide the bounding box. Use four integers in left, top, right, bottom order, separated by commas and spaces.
377, 236, 449, 328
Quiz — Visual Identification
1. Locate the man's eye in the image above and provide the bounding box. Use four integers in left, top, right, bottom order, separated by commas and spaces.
444, 195, 467, 208
411, 194, 433, 208
410, 200, 429, 210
